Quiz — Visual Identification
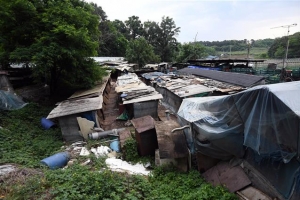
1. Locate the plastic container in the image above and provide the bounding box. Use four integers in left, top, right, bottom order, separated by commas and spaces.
41, 118, 55, 129
41, 152, 70, 169
110, 141, 120, 152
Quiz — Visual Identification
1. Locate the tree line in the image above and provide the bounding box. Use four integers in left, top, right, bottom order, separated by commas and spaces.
0, 0, 299, 95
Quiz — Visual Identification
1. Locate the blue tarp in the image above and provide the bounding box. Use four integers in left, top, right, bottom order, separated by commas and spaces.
187, 65, 221, 71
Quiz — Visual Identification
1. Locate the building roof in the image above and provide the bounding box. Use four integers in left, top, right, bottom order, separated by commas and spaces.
178, 67, 265, 88
47, 74, 110, 119
187, 59, 265, 64
47, 96, 103, 119
116, 73, 163, 104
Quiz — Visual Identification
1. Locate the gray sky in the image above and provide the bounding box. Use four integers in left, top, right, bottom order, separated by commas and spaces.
85, 0, 300, 43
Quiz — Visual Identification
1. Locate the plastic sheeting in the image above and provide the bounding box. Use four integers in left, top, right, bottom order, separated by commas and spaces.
0, 90, 27, 110
178, 81, 300, 162
141, 72, 166, 80
178, 81, 300, 199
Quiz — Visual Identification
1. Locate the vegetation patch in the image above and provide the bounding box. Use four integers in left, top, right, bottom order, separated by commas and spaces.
0, 103, 63, 167
0, 103, 237, 199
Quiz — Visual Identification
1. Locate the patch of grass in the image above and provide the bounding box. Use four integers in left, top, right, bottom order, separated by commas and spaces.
2, 165, 237, 200
122, 135, 154, 165
0, 103, 63, 167
0, 102, 237, 200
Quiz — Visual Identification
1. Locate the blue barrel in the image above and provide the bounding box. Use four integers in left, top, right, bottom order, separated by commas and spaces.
41, 118, 55, 129
41, 152, 70, 169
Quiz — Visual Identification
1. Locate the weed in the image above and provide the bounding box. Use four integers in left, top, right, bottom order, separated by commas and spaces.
122, 136, 154, 165
0, 103, 63, 167
0, 102, 237, 199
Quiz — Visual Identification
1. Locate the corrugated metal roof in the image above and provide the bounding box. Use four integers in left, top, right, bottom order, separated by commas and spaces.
178, 68, 265, 87
116, 73, 163, 104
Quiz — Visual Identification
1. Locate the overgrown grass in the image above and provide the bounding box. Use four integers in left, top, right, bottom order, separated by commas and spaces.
3, 165, 237, 200
0, 103, 237, 200
0, 103, 63, 167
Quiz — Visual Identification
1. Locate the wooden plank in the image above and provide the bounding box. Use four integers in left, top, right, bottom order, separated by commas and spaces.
155, 121, 189, 159
47, 96, 103, 119
196, 152, 220, 173
119, 129, 132, 148
68, 75, 110, 100
115, 84, 148, 93
202, 162, 251, 193
173, 84, 213, 97
237, 186, 272, 200
123, 93, 162, 104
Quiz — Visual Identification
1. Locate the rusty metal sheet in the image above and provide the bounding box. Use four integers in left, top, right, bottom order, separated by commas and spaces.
202, 162, 251, 193
155, 121, 189, 159
131, 115, 155, 133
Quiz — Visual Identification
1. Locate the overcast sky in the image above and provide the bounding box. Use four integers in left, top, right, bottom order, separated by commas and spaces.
85, 0, 300, 43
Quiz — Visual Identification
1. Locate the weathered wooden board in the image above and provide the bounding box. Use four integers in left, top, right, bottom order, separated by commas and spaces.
119, 129, 132, 148
68, 75, 110, 100
202, 162, 251, 193
172, 84, 213, 97
155, 121, 189, 159
123, 93, 162, 104
47, 96, 103, 119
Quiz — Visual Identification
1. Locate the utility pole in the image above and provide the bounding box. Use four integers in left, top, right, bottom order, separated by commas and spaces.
246, 40, 253, 60
271, 23, 297, 68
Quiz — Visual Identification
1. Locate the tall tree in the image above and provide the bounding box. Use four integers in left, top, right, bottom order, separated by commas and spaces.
143, 20, 160, 45
125, 16, 144, 40
125, 37, 159, 68
0, 0, 107, 95
156, 16, 180, 62
113, 20, 130, 40
90, 3, 107, 22
98, 21, 128, 56
0, 0, 38, 68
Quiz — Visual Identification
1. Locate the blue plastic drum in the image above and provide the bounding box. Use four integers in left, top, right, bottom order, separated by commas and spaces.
41, 118, 55, 129
41, 152, 70, 169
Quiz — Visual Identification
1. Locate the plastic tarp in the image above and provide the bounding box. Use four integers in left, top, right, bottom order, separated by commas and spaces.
141, 72, 166, 80
0, 90, 27, 110
178, 81, 300, 162
177, 81, 300, 199
188, 65, 221, 71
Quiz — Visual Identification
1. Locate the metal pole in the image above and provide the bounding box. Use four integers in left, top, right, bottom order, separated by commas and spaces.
283, 27, 291, 69
270, 23, 297, 69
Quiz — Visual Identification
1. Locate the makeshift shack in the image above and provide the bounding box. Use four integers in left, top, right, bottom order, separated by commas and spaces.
177, 81, 300, 199
149, 74, 245, 113
47, 75, 111, 142
155, 77, 213, 113
115, 73, 163, 119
